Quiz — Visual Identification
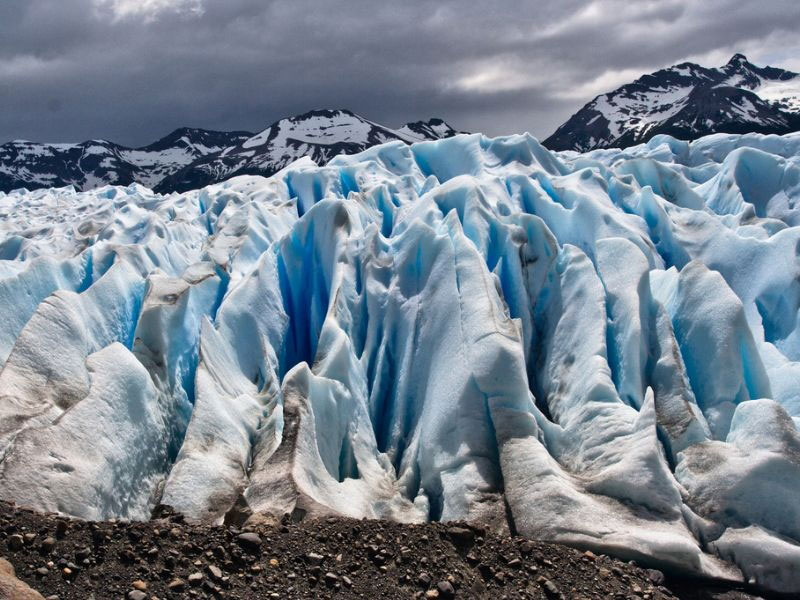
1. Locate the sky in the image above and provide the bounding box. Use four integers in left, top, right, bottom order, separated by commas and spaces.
2, 0, 800, 146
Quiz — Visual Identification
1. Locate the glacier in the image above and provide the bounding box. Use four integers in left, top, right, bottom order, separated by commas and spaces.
1, 131, 800, 593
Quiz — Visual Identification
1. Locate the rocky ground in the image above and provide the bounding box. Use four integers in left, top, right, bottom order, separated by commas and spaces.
0, 501, 776, 600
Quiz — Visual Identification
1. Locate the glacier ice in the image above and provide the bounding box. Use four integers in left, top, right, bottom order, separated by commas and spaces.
1, 132, 800, 592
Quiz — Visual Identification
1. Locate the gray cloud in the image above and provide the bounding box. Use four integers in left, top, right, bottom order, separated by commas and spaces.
1, 0, 799, 146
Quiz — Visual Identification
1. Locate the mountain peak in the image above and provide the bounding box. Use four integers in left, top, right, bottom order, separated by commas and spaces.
397, 118, 464, 141
285, 108, 359, 123
544, 53, 800, 152
727, 53, 749, 65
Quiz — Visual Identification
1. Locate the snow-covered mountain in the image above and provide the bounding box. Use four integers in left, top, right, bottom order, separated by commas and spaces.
0, 111, 462, 194
2, 131, 800, 594
0, 128, 252, 193
397, 117, 465, 141
545, 54, 800, 152
154, 110, 462, 193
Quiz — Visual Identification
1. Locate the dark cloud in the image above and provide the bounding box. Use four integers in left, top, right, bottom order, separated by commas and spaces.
1, 0, 799, 145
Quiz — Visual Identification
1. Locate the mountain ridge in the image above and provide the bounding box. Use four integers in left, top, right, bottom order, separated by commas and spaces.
0, 111, 462, 194
544, 54, 800, 152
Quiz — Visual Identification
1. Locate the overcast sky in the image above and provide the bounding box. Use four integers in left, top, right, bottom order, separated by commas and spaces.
2, 0, 800, 146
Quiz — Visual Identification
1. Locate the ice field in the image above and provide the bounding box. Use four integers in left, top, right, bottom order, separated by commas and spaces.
1, 132, 799, 592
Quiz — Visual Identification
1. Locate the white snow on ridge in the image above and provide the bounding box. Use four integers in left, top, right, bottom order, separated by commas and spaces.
1, 132, 800, 593
592, 86, 691, 143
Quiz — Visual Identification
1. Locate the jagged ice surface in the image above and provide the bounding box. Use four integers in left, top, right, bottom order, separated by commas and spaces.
1, 132, 800, 593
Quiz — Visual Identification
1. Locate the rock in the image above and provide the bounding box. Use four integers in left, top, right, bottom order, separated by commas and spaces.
342, 575, 353, 587
646, 569, 665, 585
583, 550, 597, 561
446, 526, 475, 547
54, 521, 68, 539
507, 558, 522, 568
131, 580, 147, 591
188, 571, 203, 586
40, 537, 56, 554
305, 551, 324, 565
538, 577, 563, 599
207, 565, 223, 581
0, 558, 46, 600
236, 532, 262, 552
128, 592, 147, 600
324, 572, 339, 585
425, 590, 440, 599
436, 580, 455, 598
75, 547, 92, 562
167, 578, 186, 591
35, 567, 50, 577
23, 533, 37, 545
418, 572, 432, 587
7, 534, 24, 551
477, 563, 492, 579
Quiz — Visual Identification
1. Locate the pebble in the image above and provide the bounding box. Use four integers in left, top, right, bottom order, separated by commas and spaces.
75, 547, 92, 562
538, 577, 563, 599
305, 551, 324, 565
131, 580, 147, 591
207, 564, 223, 581
40, 537, 56, 554
445, 526, 475, 547
7, 534, 24, 550
128, 592, 147, 600
188, 571, 204, 585
436, 580, 455, 598
646, 569, 665, 585
167, 578, 186, 591
54, 521, 68, 538
236, 532, 262, 552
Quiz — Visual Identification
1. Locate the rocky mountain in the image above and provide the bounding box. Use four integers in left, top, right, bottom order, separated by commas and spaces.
0, 128, 252, 193
154, 111, 462, 193
397, 117, 465, 141
0, 111, 462, 194
544, 54, 800, 152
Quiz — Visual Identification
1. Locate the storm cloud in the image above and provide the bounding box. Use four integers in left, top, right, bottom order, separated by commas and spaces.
2, 0, 800, 146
